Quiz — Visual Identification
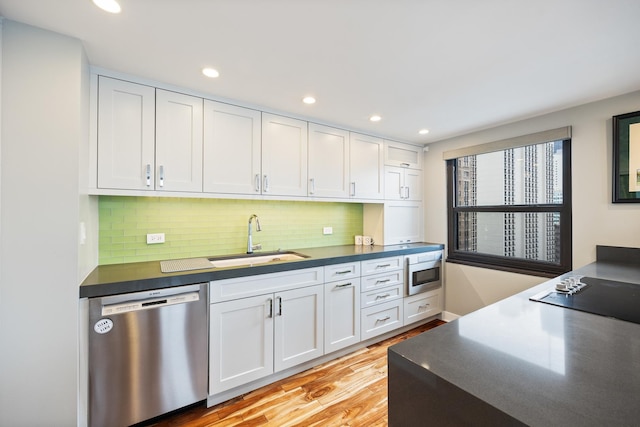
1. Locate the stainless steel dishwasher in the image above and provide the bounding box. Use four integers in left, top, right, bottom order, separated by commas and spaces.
88, 283, 208, 427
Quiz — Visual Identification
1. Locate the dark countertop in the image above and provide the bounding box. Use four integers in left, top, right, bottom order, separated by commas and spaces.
80, 242, 444, 298
388, 248, 640, 426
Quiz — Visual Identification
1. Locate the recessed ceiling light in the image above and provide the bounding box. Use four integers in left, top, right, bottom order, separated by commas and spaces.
302, 96, 316, 105
202, 68, 220, 78
419, 129, 430, 135
369, 115, 382, 122
92, 0, 121, 13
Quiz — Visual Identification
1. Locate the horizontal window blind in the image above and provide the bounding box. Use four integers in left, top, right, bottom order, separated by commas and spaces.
442, 126, 571, 160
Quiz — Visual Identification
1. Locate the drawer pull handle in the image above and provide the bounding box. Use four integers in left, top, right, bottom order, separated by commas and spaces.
376, 264, 391, 268
336, 270, 352, 275
375, 316, 391, 323
375, 293, 391, 300
375, 279, 391, 284
335, 283, 352, 288
419, 304, 430, 310
267, 298, 273, 318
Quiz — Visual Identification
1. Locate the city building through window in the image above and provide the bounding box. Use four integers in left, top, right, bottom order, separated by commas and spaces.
444, 128, 572, 277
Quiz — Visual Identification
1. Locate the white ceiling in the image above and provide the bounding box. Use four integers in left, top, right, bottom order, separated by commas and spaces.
1, 0, 639, 144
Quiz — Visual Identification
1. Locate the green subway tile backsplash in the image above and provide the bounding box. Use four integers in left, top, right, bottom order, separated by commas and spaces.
98, 196, 363, 265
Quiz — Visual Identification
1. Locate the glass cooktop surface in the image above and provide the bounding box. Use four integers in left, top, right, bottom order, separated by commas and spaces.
530, 276, 640, 325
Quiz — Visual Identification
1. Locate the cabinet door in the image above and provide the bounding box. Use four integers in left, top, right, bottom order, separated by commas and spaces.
209, 295, 274, 394
385, 166, 422, 201
155, 89, 203, 192
404, 168, 422, 201
262, 113, 308, 196
384, 201, 423, 244
384, 140, 423, 169
274, 285, 323, 371
97, 76, 155, 190
308, 123, 350, 198
324, 279, 361, 353
349, 132, 384, 200
203, 100, 261, 194
384, 166, 404, 200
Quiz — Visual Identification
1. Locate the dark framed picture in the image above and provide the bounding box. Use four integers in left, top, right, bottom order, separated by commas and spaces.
613, 110, 640, 203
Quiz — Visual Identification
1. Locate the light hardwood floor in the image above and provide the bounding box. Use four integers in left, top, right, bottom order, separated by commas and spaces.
148, 319, 445, 427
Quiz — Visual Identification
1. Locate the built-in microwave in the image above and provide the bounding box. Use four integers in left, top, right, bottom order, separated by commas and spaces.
405, 250, 442, 296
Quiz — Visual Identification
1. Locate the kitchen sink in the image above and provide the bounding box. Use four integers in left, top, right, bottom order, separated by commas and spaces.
208, 251, 309, 268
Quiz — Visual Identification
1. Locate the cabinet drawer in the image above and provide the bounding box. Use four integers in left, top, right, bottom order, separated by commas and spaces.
361, 284, 403, 309
403, 289, 442, 325
361, 299, 403, 341
361, 256, 402, 276
361, 270, 404, 293
324, 261, 360, 282
210, 267, 323, 302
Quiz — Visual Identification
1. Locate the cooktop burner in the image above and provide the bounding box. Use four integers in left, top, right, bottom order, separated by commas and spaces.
530, 276, 640, 325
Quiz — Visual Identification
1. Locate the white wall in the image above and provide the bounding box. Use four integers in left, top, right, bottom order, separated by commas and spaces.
0, 20, 90, 426
425, 90, 640, 316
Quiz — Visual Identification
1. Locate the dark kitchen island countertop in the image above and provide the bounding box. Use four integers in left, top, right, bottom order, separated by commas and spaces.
80, 242, 444, 298
388, 246, 640, 426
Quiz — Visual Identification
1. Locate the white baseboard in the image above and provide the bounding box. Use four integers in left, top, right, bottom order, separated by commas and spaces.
441, 311, 461, 322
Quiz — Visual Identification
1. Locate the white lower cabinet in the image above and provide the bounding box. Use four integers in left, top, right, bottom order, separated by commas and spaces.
209, 294, 274, 393
274, 285, 324, 372
403, 288, 442, 325
210, 284, 323, 394
324, 278, 361, 354
209, 268, 324, 395
361, 299, 404, 341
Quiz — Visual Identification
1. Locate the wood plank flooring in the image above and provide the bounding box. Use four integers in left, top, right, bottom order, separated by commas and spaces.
148, 319, 445, 427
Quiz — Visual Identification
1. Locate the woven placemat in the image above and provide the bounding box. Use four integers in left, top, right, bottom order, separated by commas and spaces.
160, 258, 213, 273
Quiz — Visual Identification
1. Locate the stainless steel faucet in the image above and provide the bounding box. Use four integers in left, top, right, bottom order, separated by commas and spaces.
247, 214, 262, 254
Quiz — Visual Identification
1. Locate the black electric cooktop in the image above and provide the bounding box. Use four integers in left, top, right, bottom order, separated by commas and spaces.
530, 276, 640, 325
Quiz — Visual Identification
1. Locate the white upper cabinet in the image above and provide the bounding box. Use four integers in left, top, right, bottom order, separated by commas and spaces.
385, 166, 422, 201
155, 89, 203, 192
308, 123, 350, 198
261, 113, 308, 197
203, 100, 261, 194
384, 140, 423, 169
97, 76, 156, 190
349, 132, 384, 200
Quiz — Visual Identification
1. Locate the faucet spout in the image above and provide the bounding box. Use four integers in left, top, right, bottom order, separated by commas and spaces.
247, 214, 262, 254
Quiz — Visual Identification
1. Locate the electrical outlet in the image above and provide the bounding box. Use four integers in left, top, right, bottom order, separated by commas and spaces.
146, 233, 165, 244
323, 226, 333, 235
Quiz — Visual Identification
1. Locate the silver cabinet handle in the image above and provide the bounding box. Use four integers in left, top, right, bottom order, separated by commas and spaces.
375, 293, 391, 300
336, 270, 352, 275
350, 182, 356, 197
277, 296, 282, 316
145, 164, 151, 187
375, 316, 391, 323
263, 175, 269, 193
401, 162, 410, 167
159, 165, 164, 187
418, 303, 430, 311
335, 282, 352, 288
255, 174, 261, 192
376, 264, 391, 269
309, 178, 315, 195
268, 298, 273, 318
406, 186, 410, 199
375, 278, 391, 284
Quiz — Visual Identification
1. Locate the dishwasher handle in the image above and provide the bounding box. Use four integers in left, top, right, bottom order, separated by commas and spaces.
101, 291, 200, 316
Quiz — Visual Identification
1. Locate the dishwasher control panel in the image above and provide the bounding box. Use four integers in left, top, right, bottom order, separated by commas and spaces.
102, 291, 200, 315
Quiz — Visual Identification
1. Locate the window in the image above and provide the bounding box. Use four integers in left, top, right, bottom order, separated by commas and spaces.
445, 128, 572, 277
